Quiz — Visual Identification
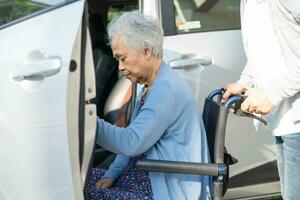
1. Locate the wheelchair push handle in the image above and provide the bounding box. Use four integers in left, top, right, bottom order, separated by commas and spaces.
208, 88, 267, 126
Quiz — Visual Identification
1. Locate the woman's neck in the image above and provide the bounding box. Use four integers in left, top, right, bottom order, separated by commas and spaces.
145, 58, 162, 88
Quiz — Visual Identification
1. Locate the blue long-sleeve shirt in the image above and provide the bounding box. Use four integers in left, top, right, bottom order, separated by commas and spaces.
97, 62, 211, 199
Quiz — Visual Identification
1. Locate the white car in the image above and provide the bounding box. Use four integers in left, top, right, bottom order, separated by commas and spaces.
0, 0, 281, 199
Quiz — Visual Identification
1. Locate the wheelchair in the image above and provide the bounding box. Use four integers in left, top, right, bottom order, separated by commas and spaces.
136, 88, 267, 199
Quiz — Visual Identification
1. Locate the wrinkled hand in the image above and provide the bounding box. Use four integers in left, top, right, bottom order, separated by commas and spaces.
222, 83, 247, 101
95, 178, 113, 189
241, 88, 274, 115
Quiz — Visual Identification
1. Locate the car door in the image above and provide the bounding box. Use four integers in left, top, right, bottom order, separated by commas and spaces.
143, 0, 280, 199
0, 1, 96, 200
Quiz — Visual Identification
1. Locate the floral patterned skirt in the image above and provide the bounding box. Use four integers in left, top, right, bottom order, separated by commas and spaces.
84, 154, 153, 200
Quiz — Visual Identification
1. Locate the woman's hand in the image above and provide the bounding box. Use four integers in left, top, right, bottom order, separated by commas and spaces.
222, 83, 247, 101
241, 88, 274, 115
95, 178, 113, 189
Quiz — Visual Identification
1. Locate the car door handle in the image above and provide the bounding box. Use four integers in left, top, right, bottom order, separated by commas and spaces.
169, 56, 212, 69
11, 56, 62, 81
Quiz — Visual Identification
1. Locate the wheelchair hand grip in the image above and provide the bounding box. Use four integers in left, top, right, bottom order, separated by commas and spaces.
227, 95, 267, 126
207, 89, 267, 126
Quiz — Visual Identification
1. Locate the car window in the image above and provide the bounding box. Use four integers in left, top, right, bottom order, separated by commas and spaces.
0, 0, 69, 27
107, 3, 138, 24
174, 0, 240, 33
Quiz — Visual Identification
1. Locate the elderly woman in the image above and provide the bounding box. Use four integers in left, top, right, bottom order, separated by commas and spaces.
85, 11, 211, 200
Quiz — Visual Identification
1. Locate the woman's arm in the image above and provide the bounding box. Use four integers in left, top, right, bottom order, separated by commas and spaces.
97, 81, 175, 157
102, 154, 129, 181
262, 0, 300, 106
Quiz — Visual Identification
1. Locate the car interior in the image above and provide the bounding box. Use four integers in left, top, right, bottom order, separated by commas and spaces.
86, 0, 139, 168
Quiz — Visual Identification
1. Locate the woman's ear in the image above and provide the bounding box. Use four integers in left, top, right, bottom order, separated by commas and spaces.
144, 48, 153, 60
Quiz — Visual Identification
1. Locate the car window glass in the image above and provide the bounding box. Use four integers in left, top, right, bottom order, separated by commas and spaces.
107, 4, 138, 24
0, 0, 68, 27
174, 0, 240, 33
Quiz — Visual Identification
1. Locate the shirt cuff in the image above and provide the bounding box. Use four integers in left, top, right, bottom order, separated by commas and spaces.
103, 170, 121, 182
262, 84, 283, 106
237, 79, 253, 89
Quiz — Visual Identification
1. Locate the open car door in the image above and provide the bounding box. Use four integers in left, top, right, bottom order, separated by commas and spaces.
0, 1, 96, 199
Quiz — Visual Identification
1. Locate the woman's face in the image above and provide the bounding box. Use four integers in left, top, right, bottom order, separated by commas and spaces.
111, 35, 151, 84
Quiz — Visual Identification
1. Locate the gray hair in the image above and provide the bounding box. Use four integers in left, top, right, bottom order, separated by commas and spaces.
108, 11, 164, 58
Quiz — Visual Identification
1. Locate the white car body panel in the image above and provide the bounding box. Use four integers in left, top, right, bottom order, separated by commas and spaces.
0, 1, 85, 199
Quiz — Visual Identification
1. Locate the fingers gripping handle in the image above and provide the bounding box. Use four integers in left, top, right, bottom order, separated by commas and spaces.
231, 95, 267, 126
209, 88, 267, 126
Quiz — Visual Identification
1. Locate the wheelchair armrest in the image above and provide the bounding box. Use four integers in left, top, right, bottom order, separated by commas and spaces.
136, 159, 227, 176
